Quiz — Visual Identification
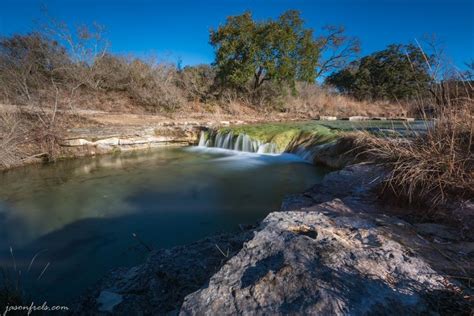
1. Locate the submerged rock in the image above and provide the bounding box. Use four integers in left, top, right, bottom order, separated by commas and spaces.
96, 291, 123, 312
73, 231, 253, 315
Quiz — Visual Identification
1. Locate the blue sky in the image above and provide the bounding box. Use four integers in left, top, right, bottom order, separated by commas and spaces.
1, 0, 473, 70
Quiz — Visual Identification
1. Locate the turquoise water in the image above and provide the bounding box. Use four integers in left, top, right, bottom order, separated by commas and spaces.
0, 146, 329, 304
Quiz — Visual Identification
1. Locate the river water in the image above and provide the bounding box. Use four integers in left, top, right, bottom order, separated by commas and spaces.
0, 146, 329, 304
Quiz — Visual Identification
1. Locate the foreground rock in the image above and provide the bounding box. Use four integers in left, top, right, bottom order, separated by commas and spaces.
180, 208, 459, 315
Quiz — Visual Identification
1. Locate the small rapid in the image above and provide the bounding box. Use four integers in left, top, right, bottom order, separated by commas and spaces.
197, 131, 279, 154
196, 130, 322, 163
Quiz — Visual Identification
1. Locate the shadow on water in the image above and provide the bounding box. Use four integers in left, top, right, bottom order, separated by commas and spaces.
0, 147, 329, 304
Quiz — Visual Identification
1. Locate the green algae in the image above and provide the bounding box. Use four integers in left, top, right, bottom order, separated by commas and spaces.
218, 122, 340, 151
217, 120, 426, 152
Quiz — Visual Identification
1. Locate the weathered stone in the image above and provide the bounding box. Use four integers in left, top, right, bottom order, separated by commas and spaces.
319, 116, 338, 121
348, 116, 370, 121
415, 223, 460, 242
60, 138, 92, 146
94, 137, 120, 146
280, 194, 314, 211
180, 210, 448, 315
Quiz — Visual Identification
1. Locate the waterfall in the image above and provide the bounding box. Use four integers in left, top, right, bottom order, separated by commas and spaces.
293, 146, 316, 161
197, 130, 331, 163
198, 132, 208, 147
197, 130, 337, 163
257, 143, 277, 154
234, 134, 243, 151
197, 131, 279, 154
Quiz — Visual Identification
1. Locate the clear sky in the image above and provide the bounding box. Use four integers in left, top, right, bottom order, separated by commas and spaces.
1, 0, 473, 70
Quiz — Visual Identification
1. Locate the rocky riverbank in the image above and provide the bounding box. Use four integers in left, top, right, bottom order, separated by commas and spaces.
73, 164, 473, 315
0, 108, 417, 171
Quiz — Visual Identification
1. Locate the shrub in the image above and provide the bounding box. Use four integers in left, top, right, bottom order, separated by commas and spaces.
127, 59, 184, 111
178, 64, 216, 102
0, 33, 71, 105
0, 109, 26, 168
92, 54, 131, 91
92, 56, 186, 111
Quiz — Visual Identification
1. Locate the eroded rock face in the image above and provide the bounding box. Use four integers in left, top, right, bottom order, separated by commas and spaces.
180, 210, 447, 315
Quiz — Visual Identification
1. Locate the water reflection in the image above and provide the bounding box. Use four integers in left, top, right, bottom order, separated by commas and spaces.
0, 147, 328, 303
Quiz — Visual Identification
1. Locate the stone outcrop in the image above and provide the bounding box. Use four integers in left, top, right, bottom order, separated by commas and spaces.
180, 209, 448, 315
61, 125, 200, 155
179, 165, 470, 315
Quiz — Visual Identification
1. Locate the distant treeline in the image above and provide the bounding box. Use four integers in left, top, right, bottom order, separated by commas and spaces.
0, 10, 472, 112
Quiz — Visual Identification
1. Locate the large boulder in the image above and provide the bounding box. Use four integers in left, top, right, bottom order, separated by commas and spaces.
180, 208, 455, 315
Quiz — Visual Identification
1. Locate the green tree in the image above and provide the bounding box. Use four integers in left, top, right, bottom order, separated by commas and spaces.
326, 44, 432, 101
210, 10, 320, 92
315, 25, 360, 79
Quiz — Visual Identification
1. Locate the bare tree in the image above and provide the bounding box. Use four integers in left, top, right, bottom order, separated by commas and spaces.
464, 60, 474, 81
39, 9, 109, 109
316, 25, 360, 79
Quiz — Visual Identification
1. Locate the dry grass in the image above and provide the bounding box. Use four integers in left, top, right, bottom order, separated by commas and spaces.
285, 82, 406, 117
359, 98, 473, 208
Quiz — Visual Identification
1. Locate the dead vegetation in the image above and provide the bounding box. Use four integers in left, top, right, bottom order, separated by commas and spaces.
359, 82, 473, 210
0, 110, 25, 169
286, 82, 406, 117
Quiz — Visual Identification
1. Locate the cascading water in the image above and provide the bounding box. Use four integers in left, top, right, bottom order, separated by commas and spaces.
198, 131, 279, 154
196, 130, 331, 163
293, 145, 317, 161
198, 133, 210, 147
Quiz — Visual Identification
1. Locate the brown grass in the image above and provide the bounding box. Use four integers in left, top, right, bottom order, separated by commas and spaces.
359, 98, 473, 208
285, 82, 406, 117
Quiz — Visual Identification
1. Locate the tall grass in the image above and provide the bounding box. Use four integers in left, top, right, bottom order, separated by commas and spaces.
0, 248, 50, 309
360, 83, 473, 209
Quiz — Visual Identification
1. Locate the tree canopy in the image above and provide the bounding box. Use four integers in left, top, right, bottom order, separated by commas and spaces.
210, 10, 320, 91
326, 44, 432, 101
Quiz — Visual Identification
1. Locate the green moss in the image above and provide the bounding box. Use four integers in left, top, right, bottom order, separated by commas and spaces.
217, 119, 425, 151
218, 122, 341, 151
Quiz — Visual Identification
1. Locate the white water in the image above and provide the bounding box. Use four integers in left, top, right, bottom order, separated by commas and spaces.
198, 131, 279, 154
293, 145, 317, 161
197, 130, 322, 163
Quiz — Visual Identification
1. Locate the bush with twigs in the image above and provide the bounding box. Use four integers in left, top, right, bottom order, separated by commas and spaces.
0, 110, 26, 169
